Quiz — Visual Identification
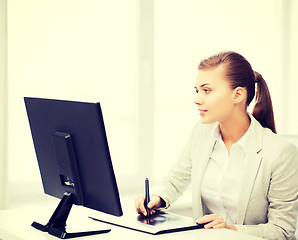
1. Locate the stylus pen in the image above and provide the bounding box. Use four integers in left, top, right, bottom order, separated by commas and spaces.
145, 178, 150, 218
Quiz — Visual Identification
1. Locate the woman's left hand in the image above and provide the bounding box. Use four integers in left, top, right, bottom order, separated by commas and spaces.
196, 214, 237, 231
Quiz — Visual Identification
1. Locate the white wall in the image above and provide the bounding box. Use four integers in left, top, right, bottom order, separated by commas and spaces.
0, 0, 8, 209
7, 0, 140, 204
288, 0, 298, 134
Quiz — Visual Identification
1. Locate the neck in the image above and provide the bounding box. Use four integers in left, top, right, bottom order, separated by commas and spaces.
219, 112, 251, 145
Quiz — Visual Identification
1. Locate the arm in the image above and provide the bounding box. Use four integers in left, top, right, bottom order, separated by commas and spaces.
152, 134, 193, 208
135, 131, 193, 215
151, 123, 205, 208
135, 122, 207, 215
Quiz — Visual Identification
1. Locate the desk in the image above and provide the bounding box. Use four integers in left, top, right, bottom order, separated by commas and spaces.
0, 202, 264, 240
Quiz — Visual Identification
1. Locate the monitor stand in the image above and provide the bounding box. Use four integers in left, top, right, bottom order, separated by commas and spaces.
31, 192, 111, 239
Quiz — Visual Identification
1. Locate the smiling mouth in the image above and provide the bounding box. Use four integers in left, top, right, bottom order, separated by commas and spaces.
199, 109, 207, 116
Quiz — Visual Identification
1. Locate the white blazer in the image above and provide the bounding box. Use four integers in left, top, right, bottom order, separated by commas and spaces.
153, 116, 298, 240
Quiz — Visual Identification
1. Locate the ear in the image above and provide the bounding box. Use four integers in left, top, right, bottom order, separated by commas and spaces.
233, 87, 246, 104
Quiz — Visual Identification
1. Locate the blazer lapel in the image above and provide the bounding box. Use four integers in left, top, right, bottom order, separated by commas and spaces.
192, 124, 218, 218
196, 137, 217, 185
237, 117, 263, 224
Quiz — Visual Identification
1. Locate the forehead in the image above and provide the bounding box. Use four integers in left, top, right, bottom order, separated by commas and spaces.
195, 65, 228, 87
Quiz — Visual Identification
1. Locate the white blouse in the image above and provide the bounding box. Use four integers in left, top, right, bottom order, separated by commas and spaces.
200, 121, 253, 226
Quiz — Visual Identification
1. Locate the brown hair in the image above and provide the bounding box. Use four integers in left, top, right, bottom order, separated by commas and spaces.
198, 51, 276, 133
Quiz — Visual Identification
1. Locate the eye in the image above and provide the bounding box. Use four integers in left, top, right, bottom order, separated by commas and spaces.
203, 88, 210, 93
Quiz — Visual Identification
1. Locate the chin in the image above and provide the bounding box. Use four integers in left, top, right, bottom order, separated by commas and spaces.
200, 116, 217, 124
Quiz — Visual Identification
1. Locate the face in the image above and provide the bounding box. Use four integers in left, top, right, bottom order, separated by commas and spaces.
194, 65, 236, 124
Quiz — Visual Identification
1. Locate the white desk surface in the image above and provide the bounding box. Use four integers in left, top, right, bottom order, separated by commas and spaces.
0, 199, 265, 240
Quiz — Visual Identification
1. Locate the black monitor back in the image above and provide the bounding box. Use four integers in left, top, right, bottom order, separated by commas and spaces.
24, 97, 122, 217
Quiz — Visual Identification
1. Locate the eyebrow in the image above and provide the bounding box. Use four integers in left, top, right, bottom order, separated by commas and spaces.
194, 83, 211, 89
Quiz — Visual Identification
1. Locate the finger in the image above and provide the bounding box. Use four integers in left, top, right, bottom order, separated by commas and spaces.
134, 195, 144, 210
204, 218, 222, 229
212, 222, 226, 229
204, 217, 226, 229
147, 196, 159, 209
140, 202, 148, 216
196, 214, 218, 224
135, 195, 147, 216
149, 209, 156, 215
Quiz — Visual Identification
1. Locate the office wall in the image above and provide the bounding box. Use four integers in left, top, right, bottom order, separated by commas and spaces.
6, 0, 298, 207
288, 0, 298, 133
7, 0, 140, 204
0, 0, 8, 209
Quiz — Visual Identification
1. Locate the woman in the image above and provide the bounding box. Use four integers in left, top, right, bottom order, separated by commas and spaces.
135, 51, 298, 240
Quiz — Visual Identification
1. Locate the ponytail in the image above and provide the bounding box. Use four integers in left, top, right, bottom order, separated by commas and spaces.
252, 72, 276, 133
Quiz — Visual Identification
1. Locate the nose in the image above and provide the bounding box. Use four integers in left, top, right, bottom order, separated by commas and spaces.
194, 92, 203, 105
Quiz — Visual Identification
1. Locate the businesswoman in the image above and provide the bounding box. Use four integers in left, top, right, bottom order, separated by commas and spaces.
135, 51, 298, 240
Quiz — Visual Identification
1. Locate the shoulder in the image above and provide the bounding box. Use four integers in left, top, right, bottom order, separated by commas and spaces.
253, 121, 298, 169
261, 127, 297, 157
249, 115, 297, 154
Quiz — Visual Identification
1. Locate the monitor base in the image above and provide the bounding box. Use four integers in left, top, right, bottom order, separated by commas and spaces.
31, 192, 111, 239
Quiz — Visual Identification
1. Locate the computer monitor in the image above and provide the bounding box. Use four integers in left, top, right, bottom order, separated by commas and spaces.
24, 97, 123, 239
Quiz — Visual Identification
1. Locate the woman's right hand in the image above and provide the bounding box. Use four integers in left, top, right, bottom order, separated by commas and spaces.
135, 194, 164, 216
